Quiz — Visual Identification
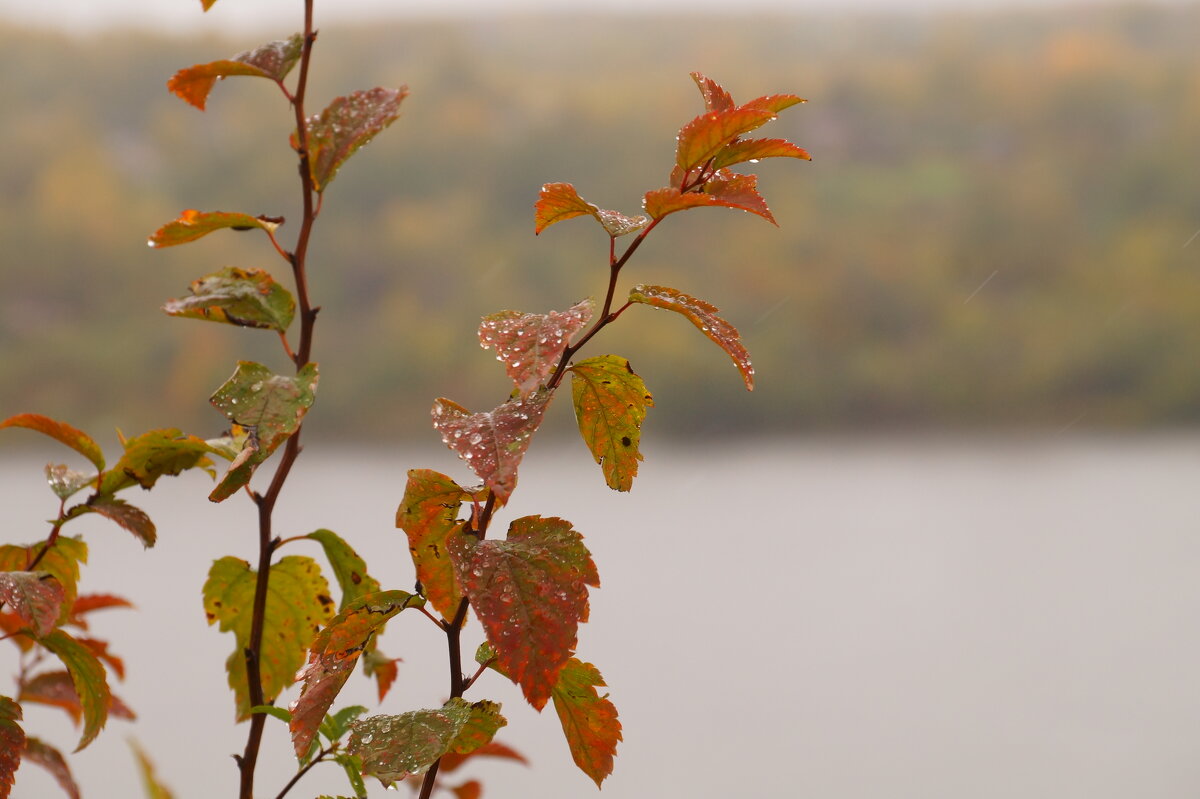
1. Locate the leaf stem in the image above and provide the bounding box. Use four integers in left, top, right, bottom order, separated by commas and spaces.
272, 745, 332, 799
26, 499, 68, 571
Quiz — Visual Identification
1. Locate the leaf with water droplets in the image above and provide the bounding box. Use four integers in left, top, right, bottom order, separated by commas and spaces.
431, 390, 553, 505
453, 515, 598, 710
447, 701, 507, 756
97, 429, 220, 495
676, 106, 777, 173
305, 529, 381, 611
0, 415, 104, 471
167, 34, 304, 110
44, 465, 94, 501
147, 210, 282, 248
569, 355, 653, 492
300, 87, 408, 192
289, 590, 423, 758
203, 555, 334, 720
164, 267, 295, 333
712, 138, 811, 169
534, 183, 648, 237
0, 572, 64, 638
479, 299, 593, 397
348, 699, 474, 788
24, 737, 80, 799
396, 470, 475, 620
629, 284, 754, 390
65, 497, 156, 548
208, 362, 319, 502
0, 538, 86, 626
37, 630, 109, 751
644, 170, 776, 224
690, 72, 735, 112
552, 658, 621, 787
0, 697, 24, 797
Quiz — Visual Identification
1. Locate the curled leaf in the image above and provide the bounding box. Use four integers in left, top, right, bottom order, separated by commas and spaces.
534, 183, 648, 237
167, 34, 304, 110
478, 299, 593, 396
97, 429, 220, 495
147, 210, 282, 248
0, 415, 103, 471
629, 284, 754, 390
164, 267, 295, 332
67, 497, 156, 548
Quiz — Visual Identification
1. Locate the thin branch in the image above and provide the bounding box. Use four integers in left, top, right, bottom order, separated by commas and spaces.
273, 746, 333, 799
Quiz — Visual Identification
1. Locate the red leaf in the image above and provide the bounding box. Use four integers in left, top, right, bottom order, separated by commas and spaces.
362, 649, 401, 702
167, 34, 303, 110
301, 87, 408, 192
451, 781, 482, 799
478, 300, 593, 397
629, 284, 754, 390
438, 740, 529, 773
742, 93, 806, 114
396, 470, 473, 620
690, 71, 735, 112
67, 594, 134, 632
77, 637, 126, 681
71, 497, 156, 548
431, 390, 553, 504
533, 183, 647, 237
675, 107, 776, 173
0, 697, 23, 798
0, 414, 104, 471
147, 210, 282, 248
453, 516, 598, 710
0, 572, 65, 638
712, 137, 811, 169
18, 670, 132, 729
0, 613, 34, 652
644, 171, 775, 224
552, 658, 622, 787
23, 737, 80, 799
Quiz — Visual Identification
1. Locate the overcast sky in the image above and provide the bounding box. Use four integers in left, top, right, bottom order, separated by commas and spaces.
0, 0, 1166, 35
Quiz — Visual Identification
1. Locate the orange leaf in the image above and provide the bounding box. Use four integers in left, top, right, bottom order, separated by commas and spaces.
643, 172, 776, 224
552, 658, 621, 787
301, 87, 408, 192
148, 210, 282, 248
0, 414, 104, 471
690, 71, 735, 112
396, 470, 472, 620
439, 740, 529, 773
534, 183, 647, 237
629, 284, 754, 390
675, 107, 776, 172
0, 698, 24, 799
167, 34, 303, 110
23, 737, 80, 799
712, 137, 811, 169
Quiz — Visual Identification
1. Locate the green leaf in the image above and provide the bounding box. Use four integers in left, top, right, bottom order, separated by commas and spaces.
0, 538, 87, 626
39, 630, 110, 751
24, 736, 80, 799
300, 87, 409, 192
396, 470, 473, 621
0, 414, 104, 471
320, 705, 369, 743
44, 465, 95, 501
202, 555, 334, 720
304, 529, 381, 611
348, 699, 473, 788
533, 183, 648, 237
66, 497, 156, 548
447, 701, 506, 756
569, 356, 654, 492
164, 267, 296, 332
628, 284, 755, 390
479, 299, 593, 397
147, 210, 282, 248
289, 591, 423, 758
129, 740, 175, 799
208, 362, 319, 502
248, 705, 292, 724
97, 429, 220, 495
452, 516, 598, 710
167, 34, 304, 110
551, 658, 622, 787
332, 752, 367, 797
0, 572, 65, 638
431, 389, 553, 505
0, 697, 24, 798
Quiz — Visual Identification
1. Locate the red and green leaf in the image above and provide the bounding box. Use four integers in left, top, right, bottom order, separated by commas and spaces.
552, 658, 622, 787
0, 414, 104, 471
300, 87, 409, 192
18, 671, 133, 727
38, 630, 110, 751
24, 737, 80, 799
0, 572, 64, 638
447, 701, 507, 756
304, 529, 381, 610
629, 284, 754, 390
167, 34, 304, 110
202, 555, 333, 720
97, 429, 220, 495
569, 356, 653, 492
164, 267, 295, 332
431, 390, 553, 505
289, 591, 423, 758
0, 696, 24, 797
533, 183, 648, 237
478, 299, 593, 396
453, 516, 598, 710
67, 497, 156, 548
0, 538, 87, 625
148, 210, 282, 248
348, 699, 473, 788
395, 470, 474, 620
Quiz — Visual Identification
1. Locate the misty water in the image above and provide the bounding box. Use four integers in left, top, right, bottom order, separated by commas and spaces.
6, 434, 1200, 798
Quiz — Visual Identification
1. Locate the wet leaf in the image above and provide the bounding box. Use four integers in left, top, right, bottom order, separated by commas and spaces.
0, 696, 24, 797
348, 699, 473, 788
742, 93, 807, 114
24, 737, 79, 799
453, 516, 598, 710
202, 555, 333, 720
479, 299, 593, 397
552, 658, 621, 787
690, 72, 735, 112
676, 106, 777, 173
289, 591, 423, 758
431, 390, 553, 505
534, 183, 648, 237
396, 470, 473, 620
447, 701, 506, 756
44, 465, 95, 501
97, 429, 220, 495
711, 137, 811, 169
569, 356, 653, 492
0, 538, 87, 626
362, 649, 401, 702
66, 594, 133, 631
38, 630, 110, 751
0, 572, 64, 638
208, 362, 319, 502
643, 170, 776, 223
167, 34, 304, 110
67, 497, 156, 548
130, 740, 175, 799
305, 529, 381, 610
300, 87, 409, 192
147, 210, 282, 248
628, 284, 754, 390
332, 752, 367, 797
164, 267, 295, 332
439, 740, 528, 773
0, 415, 103, 471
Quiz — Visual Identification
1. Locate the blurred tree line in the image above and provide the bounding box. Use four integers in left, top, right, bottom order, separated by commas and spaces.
1, 4, 1198, 441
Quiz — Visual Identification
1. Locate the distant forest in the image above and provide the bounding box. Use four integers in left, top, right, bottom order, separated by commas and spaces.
2, 4, 1199, 440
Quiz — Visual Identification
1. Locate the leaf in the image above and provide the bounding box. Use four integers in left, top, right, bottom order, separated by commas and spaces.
396, 470, 472, 621
690, 71, 735, 112
711, 137, 811, 170
67, 497, 156, 547
479, 299, 593, 397
742, 93, 807, 115
533, 183, 648, 237
289, 591, 423, 758
18, 670, 133, 727
0, 697, 24, 798
348, 699, 473, 788
453, 516, 598, 710
643, 170, 776, 224
164, 267, 295, 333
130, 740, 175, 799
38, 630, 110, 751
320, 705, 369, 742
147, 210, 282, 248
24, 737, 80, 799
300, 87, 409, 192
332, 752, 367, 797
675, 106, 777, 173
431, 390, 553, 505
167, 34, 304, 110
0, 415, 104, 471
628, 284, 755, 390
552, 658, 622, 787
208, 362, 319, 502
66, 594, 133, 631
77, 637, 126, 681
248, 705, 292, 724
202, 555, 334, 720
569, 356, 654, 492
0, 538, 87, 626
447, 701, 506, 756
439, 740, 529, 773
0, 572, 65, 638
44, 464, 95, 501
97, 429, 220, 495
305, 529, 381, 610
362, 650, 401, 702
